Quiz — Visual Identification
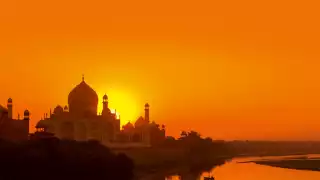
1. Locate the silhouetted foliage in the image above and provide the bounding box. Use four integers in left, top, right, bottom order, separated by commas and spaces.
0, 138, 134, 180
160, 130, 230, 164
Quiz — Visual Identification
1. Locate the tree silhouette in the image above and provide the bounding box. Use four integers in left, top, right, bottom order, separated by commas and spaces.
0, 138, 134, 180
180, 131, 188, 139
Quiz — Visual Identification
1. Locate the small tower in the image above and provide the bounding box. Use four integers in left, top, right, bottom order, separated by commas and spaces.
145, 103, 150, 123
64, 105, 69, 112
7, 98, 13, 119
24, 110, 30, 120
101, 94, 110, 117
103, 94, 108, 109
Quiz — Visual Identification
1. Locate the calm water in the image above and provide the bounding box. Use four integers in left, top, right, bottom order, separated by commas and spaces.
164, 154, 320, 180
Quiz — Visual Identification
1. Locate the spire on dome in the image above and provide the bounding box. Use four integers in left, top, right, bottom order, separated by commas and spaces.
82, 74, 85, 82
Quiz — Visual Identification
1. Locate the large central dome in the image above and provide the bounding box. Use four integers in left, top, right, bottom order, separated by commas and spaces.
68, 78, 98, 116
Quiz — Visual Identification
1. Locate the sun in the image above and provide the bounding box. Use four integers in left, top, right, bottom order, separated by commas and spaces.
97, 89, 141, 126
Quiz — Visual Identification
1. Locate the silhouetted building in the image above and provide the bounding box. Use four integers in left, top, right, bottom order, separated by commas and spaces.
35, 76, 165, 147
0, 98, 29, 142
35, 76, 120, 146
121, 103, 166, 146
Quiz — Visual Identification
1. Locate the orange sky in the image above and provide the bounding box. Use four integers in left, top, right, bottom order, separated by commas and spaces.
1, 0, 320, 140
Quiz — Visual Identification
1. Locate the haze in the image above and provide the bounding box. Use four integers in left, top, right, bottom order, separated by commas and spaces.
1, 0, 320, 140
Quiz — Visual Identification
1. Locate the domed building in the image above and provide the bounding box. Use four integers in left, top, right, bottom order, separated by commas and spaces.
36, 77, 120, 145
35, 76, 166, 147
0, 98, 30, 142
121, 103, 166, 146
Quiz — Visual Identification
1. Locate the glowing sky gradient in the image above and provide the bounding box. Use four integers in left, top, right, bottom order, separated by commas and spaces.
1, 0, 320, 140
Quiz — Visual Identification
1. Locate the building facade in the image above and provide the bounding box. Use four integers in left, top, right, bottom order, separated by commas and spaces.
0, 98, 29, 142
36, 77, 120, 146
120, 103, 166, 146
36, 77, 165, 147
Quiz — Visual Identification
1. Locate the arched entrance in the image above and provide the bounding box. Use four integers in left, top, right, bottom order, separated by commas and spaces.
60, 122, 74, 140
77, 122, 87, 141
90, 122, 101, 141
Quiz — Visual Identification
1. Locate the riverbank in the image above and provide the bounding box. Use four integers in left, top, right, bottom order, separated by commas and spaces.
250, 158, 320, 172
114, 147, 229, 179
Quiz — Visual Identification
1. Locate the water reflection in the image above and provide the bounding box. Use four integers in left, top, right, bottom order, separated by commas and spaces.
137, 163, 219, 180
165, 169, 211, 180
138, 163, 218, 180
165, 173, 201, 180
166, 155, 320, 180
171, 171, 202, 180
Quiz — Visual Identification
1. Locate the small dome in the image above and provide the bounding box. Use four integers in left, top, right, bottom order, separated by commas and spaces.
135, 116, 148, 127
149, 121, 159, 129
125, 122, 134, 128
103, 94, 108, 100
123, 122, 134, 132
7, 98, 12, 103
24, 110, 30, 116
36, 120, 47, 128
54, 105, 64, 114
64, 105, 69, 111
144, 103, 150, 109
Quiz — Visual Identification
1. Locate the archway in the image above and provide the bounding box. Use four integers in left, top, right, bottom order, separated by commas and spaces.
132, 133, 142, 142
90, 122, 101, 141
60, 122, 74, 140
77, 122, 87, 141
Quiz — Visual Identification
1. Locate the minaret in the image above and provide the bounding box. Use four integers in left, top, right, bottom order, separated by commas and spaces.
24, 110, 30, 120
145, 103, 150, 123
101, 94, 109, 116
103, 94, 108, 109
7, 98, 13, 119
23, 110, 30, 136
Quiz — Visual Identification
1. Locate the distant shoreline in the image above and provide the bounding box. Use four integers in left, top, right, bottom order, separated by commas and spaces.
248, 158, 320, 172
235, 152, 318, 159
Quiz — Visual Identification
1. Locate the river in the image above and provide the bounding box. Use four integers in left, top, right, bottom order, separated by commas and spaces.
164, 154, 320, 180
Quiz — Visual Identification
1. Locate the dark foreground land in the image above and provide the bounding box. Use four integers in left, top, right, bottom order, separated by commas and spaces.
117, 148, 228, 178
0, 131, 230, 180
3, 132, 320, 180
250, 158, 320, 172
0, 138, 134, 180
115, 131, 231, 178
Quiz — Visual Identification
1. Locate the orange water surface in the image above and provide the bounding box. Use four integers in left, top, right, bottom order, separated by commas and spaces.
166, 155, 320, 180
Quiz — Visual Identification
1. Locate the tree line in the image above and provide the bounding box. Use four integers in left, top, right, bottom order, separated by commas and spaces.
0, 138, 134, 180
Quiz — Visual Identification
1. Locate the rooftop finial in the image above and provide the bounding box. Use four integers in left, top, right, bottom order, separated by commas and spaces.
82, 74, 85, 81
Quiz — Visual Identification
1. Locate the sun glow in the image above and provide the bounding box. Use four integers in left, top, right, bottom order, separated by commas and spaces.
97, 89, 141, 126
